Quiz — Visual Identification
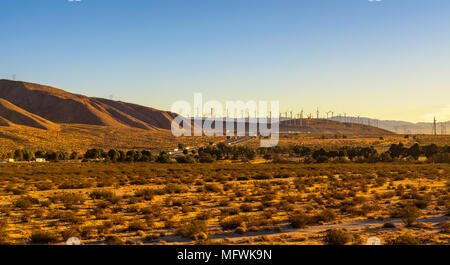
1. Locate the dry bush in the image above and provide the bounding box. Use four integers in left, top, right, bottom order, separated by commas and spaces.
220, 215, 246, 230
439, 221, 450, 233
105, 235, 125, 245
127, 220, 149, 232
135, 188, 156, 201
324, 229, 351, 245
14, 196, 39, 209
30, 230, 60, 244
387, 233, 422, 245
176, 219, 208, 240
401, 204, 421, 227
288, 212, 310, 229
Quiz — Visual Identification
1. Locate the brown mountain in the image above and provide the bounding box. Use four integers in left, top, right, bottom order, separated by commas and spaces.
0, 79, 177, 130
0, 98, 59, 130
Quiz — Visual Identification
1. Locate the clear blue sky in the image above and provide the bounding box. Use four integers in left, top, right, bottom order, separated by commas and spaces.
1, 0, 449, 122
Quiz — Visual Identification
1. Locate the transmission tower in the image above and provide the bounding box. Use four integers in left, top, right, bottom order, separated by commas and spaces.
433, 117, 437, 136
300, 109, 304, 126
441, 122, 447, 135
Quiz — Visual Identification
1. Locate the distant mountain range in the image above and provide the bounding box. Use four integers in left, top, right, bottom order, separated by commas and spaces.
331, 116, 449, 135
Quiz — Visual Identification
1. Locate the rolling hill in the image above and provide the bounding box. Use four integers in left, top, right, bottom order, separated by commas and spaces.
0, 79, 178, 130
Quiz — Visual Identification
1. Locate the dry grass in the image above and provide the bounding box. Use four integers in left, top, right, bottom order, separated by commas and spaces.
0, 124, 224, 154
0, 161, 448, 245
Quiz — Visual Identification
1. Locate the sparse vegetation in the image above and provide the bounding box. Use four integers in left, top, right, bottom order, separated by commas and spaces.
0, 139, 448, 245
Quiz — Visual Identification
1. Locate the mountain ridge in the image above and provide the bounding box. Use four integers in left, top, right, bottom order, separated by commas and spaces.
0, 79, 177, 130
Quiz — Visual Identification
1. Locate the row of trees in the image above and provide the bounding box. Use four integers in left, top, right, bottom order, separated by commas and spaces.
195, 143, 450, 163
4, 143, 449, 164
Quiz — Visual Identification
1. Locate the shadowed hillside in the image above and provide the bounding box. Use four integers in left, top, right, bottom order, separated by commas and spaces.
0, 98, 59, 130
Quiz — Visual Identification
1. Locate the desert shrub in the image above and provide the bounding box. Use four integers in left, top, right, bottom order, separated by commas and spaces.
92, 207, 109, 219
61, 227, 82, 241
312, 209, 337, 223
400, 204, 421, 227
204, 183, 222, 193
5, 186, 28, 195
90, 190, 121, 203
324, 229, 351, 245
196, 210, 214, 221
80, 226, 97, 239
105, 235, 125, 245
35, 182, 54, 191
140, 204, 162, 217
382, 222, 396, 229
235, 225, 247, 235
127, 220, 149, 232
89, 190, 115, 200
97, 221, 114, 234
176, 219, 208, 240
59, 212, 84, 224
0, 220, 7, 231
288, 212, 310, 229
30, 230, 60, 244
164, 183, 189, 194
413, 197, 431, 209
240, 203, 253, 212
135, 188, 155, 201
439, 221, 450, 233
388, 233, 422, 245
14, 196, 39, 209
0, 220, 8, 244
220, 207, 240, 217
220, 216, 246, 230
144, 233, 161, 242
50, 193, 85, 205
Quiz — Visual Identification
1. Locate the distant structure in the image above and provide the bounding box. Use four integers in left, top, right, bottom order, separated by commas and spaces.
12, 74, 16, 81
433, 117, 437, 136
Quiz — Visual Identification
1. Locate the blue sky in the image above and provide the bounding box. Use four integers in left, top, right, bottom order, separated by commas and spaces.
1, 0, 449, 122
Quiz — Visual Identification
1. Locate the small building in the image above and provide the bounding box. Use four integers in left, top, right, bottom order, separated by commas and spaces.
35, 158, 46, 163
7, 158, 15, 163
